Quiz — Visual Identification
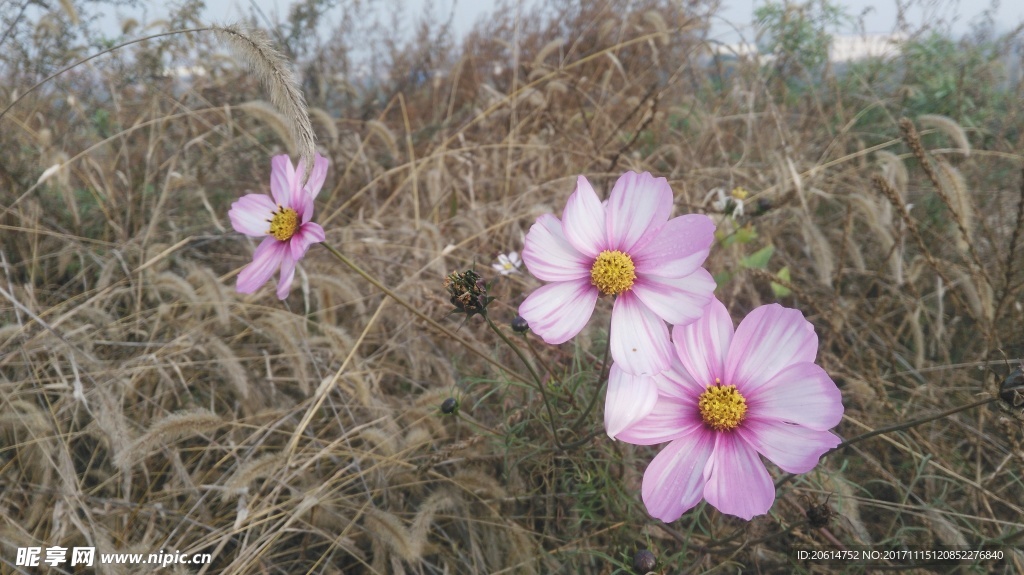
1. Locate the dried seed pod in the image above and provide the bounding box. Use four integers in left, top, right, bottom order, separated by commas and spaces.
633, 549, 657, 573
805, 494, 836, 529
511, 315, 529, 333
440, 398, 459, 415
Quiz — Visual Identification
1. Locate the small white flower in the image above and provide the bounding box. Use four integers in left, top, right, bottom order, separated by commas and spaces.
492, 251, 522, 275
707, 187, 744, 218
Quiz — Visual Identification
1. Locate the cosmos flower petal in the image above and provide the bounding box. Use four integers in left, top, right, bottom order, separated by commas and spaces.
270, 155, 296, 207
290, 222, 326, 261
604, 364, 660, 439
725, 304, 818, 393
606, 171, 672, 253
653, 357, 709, 401
745, 362, 844, 430
615, 395, 702, 445
632, 268, 716, 326
302, 153, 330, 199
237, 237, 287, 294
229, 193, 276, 237
632, 214, 716, 277
522, 214, 593, 282
294, 187, 315, 223
738, 420, 841, 474
702, 434, 775, 520
610, 291, 672, 376
276, 254, 297, 300
672, 297, 733, 388
641, 431, 715, 522
518, 279, 598, 344
561, 176, 607, 258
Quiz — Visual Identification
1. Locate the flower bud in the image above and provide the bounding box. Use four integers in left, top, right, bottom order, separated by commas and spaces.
632, 549, 656, 573
440, 397, 459, 415
511, 315, 529, 333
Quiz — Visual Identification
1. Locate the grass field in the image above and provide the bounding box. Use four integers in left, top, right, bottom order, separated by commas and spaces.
2, 0, 1023, 573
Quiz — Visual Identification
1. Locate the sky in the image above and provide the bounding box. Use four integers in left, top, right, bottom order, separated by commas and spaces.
115, 0, 1024, 44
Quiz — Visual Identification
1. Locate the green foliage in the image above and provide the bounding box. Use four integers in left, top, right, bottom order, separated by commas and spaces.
755, 0, 848, 76
771, 266, 792, 297
740, 244, 775, 269
898, 32, 1011, 127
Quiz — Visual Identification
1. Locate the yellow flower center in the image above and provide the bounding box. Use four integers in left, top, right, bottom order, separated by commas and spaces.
590, 250, 636, 295
698, 381, 747, 432
730, 186, 749, 200
268, 206, 299, 241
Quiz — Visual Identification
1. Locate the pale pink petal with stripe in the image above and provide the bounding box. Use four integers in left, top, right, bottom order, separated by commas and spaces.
518, 279, 598, 345
641, 431, 715, 522
609, 291, 673, 376
561, 176, 607, 258
631, 268, 716, 326
229, 194, 276, 237
604, 364, 659, 439
521, 214, 593, 282
606, 171, 672, 253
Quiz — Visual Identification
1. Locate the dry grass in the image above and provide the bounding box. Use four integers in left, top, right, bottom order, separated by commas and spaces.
1, 0, 1023, 573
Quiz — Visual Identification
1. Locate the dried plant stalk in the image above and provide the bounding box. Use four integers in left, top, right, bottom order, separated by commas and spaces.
214, 24, 316, 179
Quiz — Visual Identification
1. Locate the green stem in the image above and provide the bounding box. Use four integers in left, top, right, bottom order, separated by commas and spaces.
484, 313, 563, 448
834, 396, 998, 452
522, 334, 562, 385
483, 314, 543, 387
319, 241, 529, 385
570, 322, 613, 432
775, 395, 999, 490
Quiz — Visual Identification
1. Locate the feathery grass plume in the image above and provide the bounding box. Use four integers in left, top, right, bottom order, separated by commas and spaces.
358, 426, 399, 456
845, 194, 890, 274
875, 150, 907, 223
115, 408, 224, 470
201, 334, 251, 403
254, 311, 311, 395
402, 426, 433, 451
223, 453, 287, 499
532, 38, 566, 68
0, 399, 51, 434
307, 271, 367, 320
237, 100, 298, 153
185, 263, 231, 329
918, 114, 970, 157
452, 468, 507, 499
365, 119, 399, 156
925, 508, 969, 547
213, 25, 315, 179
313, 322, 355, 357
309, 106, 339, 142
88, 387, 133, 465
152, 270, 200, 307
800, 219, 835, 287
643, 10, 669, 43
936, 160, 975, 255
0, 323, 23, 347
57, 0, 79, 26
899, 117, 947, 195
365, 492, 455, 564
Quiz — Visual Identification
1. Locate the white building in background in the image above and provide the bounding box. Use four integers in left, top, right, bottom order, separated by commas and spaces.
711, 33, 906, 64
830, 33, 905, 63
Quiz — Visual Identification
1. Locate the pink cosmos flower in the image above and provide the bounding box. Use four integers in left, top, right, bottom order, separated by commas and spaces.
614, 298, 843, 521
229, 154, 329, 299
518, 172, 716, 376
